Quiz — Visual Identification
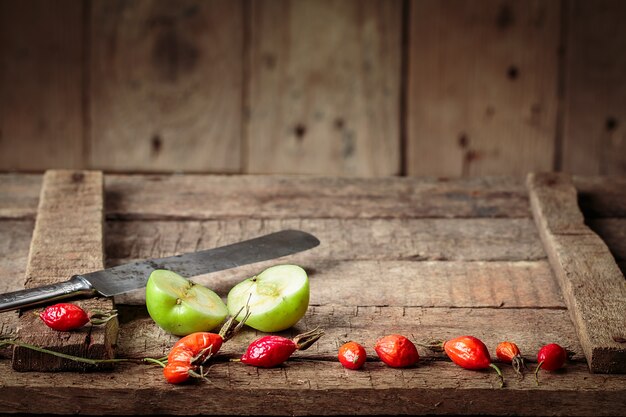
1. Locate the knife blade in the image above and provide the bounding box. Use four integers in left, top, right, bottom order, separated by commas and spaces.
0, 229, 320, 313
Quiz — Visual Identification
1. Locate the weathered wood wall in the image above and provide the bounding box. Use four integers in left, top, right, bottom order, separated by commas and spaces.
0, 0, 624, 177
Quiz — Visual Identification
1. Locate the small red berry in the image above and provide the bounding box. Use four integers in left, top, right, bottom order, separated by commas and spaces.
496, 341, 525, 376
443, 335, 504, 387
240, 328, 324, 368
374, 334, 419, 368
338, 341, 366, 370
39, 303, 89, 331
535, 343, 567, 384
241, 335, 296, 368
537, 343, 567, 371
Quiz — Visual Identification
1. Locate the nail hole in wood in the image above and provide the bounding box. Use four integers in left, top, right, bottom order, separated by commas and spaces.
496, 4, 514, 30
262, 53, 276, 70
507, 66, 519, 80
294, 124, 306, 141
458, 133, 469, 148
151, 134, 163, 155
465, 149, 480, 163
606, 117, 618, 132
334, 118, 345, 130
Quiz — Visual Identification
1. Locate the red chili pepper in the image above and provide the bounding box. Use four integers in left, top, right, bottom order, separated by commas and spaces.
374, 334, 419, 368
534, 343, 567, 385
496, 341, 526, 376
39, 303, 117, 332
240, 328, 324, 368
338, 341, 366, 370
164, 332, 225, 384
163, 307, 250, 384
442, 336, 503, 387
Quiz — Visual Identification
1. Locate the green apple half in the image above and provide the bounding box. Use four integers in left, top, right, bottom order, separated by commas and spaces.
145, 269, 228, 336
227, 264, 310, 332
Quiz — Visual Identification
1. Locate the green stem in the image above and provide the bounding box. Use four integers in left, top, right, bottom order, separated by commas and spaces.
0, 340, 127, 365
489, 363, 504, 388
534, 360, 544, 386
1, 340, 166, 368
143, 357, 167, 368
512, 355, 525, 379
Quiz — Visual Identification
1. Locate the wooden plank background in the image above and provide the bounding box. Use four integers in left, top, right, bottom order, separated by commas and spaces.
0, 0, 625, 177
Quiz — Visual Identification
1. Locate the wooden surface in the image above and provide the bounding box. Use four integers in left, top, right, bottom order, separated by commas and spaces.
89, 0, 243, 172
527, 172, 626, 373
1, 361, 624, 416
407, 0, 559, 176
562, 0, 626, 175
246, 0, 401, 176
11, 170, 119, 371
2, 1, 626, 177
0, 0, 84, 171
1, 172, 626, 415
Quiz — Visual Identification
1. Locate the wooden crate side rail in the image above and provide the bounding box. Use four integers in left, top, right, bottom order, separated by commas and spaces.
11, 170, 118, 371
527, 172, 626, 373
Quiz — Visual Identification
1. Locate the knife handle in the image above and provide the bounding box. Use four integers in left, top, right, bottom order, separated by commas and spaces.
0, 275, 96, 313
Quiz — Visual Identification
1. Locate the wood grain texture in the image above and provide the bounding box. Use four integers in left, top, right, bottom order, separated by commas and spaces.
116, 305, 580, 361
1, 173, 626, 414
105, 218, 546, 264
90, 0, 243, 172
527, 172, 626, 373
12, 170, 119, 371
562, 0, 626, 175
0, 220, 33, 358
407, 0, 559, 177
0, 0, 84, 170
115, 260, 564, 309
0, 174, 41, 220
105, 174, 530, 219
586, 218, 626, 262
247, 0, 401, 176
1, 361, 626, 416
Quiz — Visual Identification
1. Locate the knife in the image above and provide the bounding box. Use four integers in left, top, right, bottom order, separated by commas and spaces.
0, 229, 320, 313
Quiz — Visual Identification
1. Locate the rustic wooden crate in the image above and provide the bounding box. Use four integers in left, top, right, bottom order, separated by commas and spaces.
0, 171, 625, 415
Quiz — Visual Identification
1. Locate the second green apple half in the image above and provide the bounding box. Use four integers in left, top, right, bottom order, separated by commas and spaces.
227, 264, 310, 332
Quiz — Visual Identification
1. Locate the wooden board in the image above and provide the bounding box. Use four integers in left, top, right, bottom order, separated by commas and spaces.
407, 0, 560, 177
0, 0, 84, 171
104, 218, 546, 264
2, 361, 626, 416
105, 174, 531, 219
562, 0, 626, 175
114, 259, 564, 308
12, 170, 118, 371
527, 172, 626, 373
0, 220, 33, 358
89, 0, 243, 172
0, 174, 41, 220
585, 218, 626, 264
116, 305, 581, 361
246, 0, 401, 176
2, 172, 626, 415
